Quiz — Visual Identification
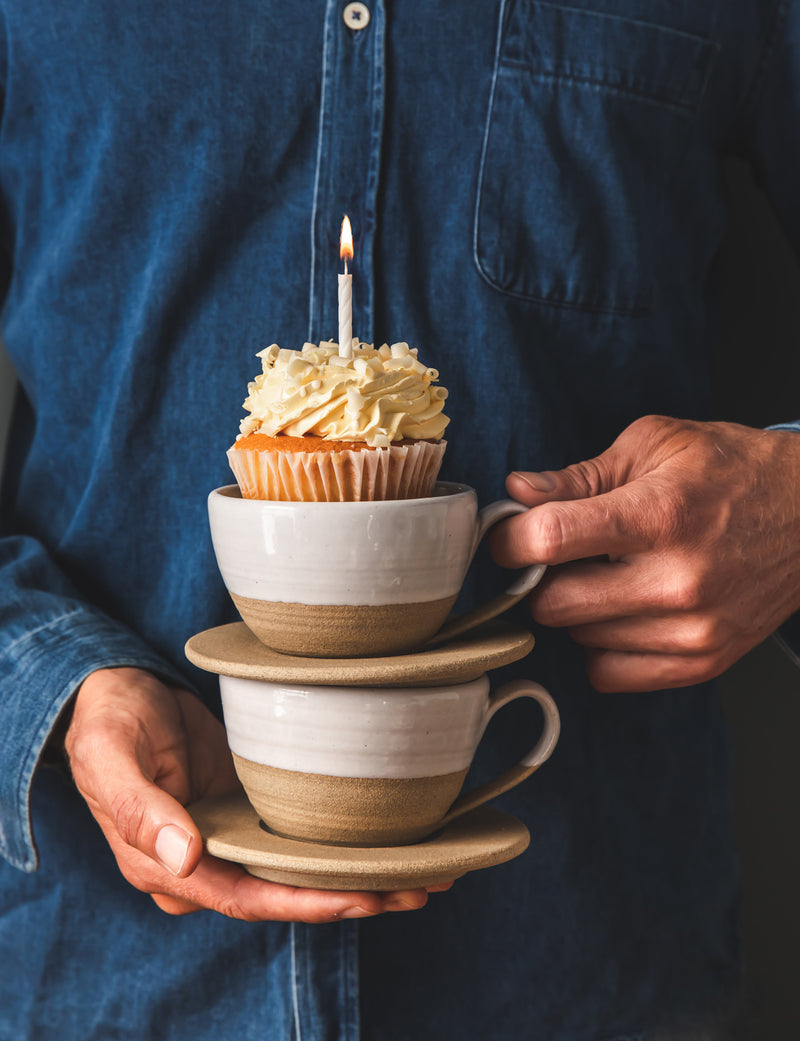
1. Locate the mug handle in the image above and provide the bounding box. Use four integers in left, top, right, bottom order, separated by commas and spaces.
438, 680, 560, 828
426, 499, 546, 647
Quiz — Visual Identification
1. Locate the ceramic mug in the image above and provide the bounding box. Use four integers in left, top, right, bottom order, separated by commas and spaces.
219, 673, 560, 846
208, 482, 545, 657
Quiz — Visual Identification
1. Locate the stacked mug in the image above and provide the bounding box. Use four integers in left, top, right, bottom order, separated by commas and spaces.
200, 481, 560, 850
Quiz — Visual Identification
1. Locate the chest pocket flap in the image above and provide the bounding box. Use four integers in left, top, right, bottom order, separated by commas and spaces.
474, 0, 719, 315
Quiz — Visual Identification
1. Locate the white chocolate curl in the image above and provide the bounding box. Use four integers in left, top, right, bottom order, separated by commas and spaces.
239, 341, 450, 447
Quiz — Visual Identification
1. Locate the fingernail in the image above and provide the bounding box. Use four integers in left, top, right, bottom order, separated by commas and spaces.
155, 824, 191, 876
384, 897, 421, 912
512, 471, 556, 493
339, 905, 374, 919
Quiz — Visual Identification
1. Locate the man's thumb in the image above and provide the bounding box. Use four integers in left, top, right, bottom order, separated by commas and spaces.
109, 776, 202, 877
70, 730, 203, 879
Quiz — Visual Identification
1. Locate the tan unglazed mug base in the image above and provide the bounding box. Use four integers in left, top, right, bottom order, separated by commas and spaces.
233, 754, 469, 847
229, 592, 458, 658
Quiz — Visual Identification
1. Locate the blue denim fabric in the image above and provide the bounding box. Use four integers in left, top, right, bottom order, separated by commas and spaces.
0, 0, 797, 1037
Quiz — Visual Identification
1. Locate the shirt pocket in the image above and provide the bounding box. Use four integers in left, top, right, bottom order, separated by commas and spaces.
474, 0, 718, 315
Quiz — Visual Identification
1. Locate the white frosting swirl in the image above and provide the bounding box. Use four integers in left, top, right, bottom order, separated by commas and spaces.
238, 340, 450, 448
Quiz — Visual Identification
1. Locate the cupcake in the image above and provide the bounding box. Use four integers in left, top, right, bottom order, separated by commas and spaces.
228, 340, 449, 501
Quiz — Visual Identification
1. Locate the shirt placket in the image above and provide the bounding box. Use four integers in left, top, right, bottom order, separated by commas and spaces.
308, 0, 386, 347
297, 6, 384, 1039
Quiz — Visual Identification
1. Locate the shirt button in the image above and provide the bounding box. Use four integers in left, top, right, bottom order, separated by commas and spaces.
343, 2, 370, 30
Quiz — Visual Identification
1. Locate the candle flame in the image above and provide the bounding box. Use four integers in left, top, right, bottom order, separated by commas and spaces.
340, 215, 354, 264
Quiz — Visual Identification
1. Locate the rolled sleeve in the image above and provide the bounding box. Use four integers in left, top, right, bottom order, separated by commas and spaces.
0, 562, 191, 872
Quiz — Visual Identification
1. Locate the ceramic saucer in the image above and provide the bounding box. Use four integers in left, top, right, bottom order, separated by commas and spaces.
184, 619, 535, 687
189, 791, 530, 890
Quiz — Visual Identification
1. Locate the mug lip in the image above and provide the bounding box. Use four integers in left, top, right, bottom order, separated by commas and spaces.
209, 480, 476, 507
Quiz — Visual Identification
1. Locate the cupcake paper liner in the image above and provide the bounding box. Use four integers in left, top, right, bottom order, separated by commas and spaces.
227, 440, 447, 502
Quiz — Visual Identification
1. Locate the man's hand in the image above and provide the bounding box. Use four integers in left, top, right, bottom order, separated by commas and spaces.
64, 667, 433, 921
490, 416, 800, 693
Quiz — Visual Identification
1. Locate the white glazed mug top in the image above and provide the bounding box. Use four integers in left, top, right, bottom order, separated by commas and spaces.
209, 482, 479, 606
208, 482, 546, 649
221, 674, 493, 777
220, 673, 560, 794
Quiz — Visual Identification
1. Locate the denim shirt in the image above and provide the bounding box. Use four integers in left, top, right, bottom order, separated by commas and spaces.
1, 1, 799, 1038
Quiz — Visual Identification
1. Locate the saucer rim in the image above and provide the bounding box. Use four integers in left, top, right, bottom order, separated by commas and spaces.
189, 790, 531, 891
185, 619, 535, 686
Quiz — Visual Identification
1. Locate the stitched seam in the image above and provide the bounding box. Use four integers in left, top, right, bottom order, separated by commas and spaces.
290, 922, 303, 1041
340, 920, 358, 1041
0, 609, 84, 664
11, 674, 78, 870
473, 0, 510, 294
531, 1, 716, 47
735, 0, 791, 127
473, 262, 652, 316
307, 1, 336, 342
361, 0, 385, 344
499, 63, 700, 115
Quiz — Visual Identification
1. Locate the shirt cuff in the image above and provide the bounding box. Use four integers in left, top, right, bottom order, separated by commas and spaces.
0, 607, 191, 872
